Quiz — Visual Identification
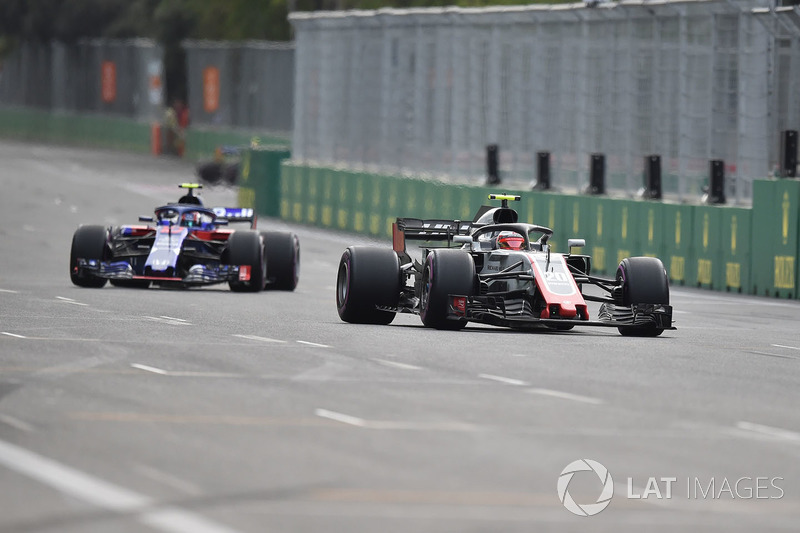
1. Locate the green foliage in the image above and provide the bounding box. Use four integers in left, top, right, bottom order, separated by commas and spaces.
0, 0, 576, 44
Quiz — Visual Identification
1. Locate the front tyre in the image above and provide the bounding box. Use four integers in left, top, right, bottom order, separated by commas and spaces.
420, 249, 475, 330
225, 230, 266, 292
616, 256, 669, 337
336, 247, 400, 325
261, 231, 299, 291
70, 225, 109, 288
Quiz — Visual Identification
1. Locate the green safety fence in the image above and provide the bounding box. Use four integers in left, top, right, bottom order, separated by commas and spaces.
237, 146, 291, 217
691, 206, 724, 289
0, 106, 152, 152
719, 207, 751, 293
662, 204, 695, 286
751, 179, 800, 298
253, 156, 800, 299
185, 128, 289, 160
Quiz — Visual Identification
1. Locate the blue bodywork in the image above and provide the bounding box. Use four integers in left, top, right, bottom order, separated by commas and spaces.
75, 204, 257, 286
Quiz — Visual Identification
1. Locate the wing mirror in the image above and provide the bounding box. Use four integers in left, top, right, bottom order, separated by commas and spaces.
138, 216, 154, 222
567, 239, 585, 254
214, 218, 229, 226
452, 235, 472, 245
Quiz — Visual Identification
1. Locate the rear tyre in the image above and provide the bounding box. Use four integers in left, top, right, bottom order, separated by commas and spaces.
110, 279, 151, 289
261, 231, 299, 291
224, 230, 266, 292
336, 247, 400, 325
70, 225, 109, 288
420, 249, 475, 330
616, 256, 669, 337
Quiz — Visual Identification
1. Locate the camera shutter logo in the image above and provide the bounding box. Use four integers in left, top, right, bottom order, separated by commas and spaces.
557, 459, 614, 517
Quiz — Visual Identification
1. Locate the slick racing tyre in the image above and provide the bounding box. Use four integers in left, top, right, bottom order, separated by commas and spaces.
224, 230, 266, 292
261, 231, 299, 291
616, 256, 669, 337
420, 249, 476, 330
70, 225, 109, 288
336, 247, 400, 325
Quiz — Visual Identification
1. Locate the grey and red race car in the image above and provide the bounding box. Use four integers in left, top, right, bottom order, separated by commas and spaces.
70, 184, 299, 292
336, 194, 674, 336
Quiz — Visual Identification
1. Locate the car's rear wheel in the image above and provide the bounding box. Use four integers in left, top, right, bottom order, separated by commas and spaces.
225, 230, 266, 292
70, 225, 109, 288
616, 256, 669, 337
261, 231, 299, 291
420, 249, 475, 330
336, 247, 400, 324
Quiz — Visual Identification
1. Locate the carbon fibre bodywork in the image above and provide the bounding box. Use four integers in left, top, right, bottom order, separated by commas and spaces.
338, 195, 674, 335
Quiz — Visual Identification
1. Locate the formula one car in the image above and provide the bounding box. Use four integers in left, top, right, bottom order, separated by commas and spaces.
70, 184, 299, 291
336, 194, 673, 336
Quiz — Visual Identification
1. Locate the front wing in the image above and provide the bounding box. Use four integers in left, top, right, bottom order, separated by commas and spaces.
74, 259, 252, 286
447, 294, 674, 331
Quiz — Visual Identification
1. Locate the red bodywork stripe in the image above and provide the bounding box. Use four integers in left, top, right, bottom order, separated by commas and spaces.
392, 223, 405, 253
190, 230, 233, 241
526, 254, 589, 320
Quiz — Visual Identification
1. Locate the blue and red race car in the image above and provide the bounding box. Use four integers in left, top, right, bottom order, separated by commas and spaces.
70, 184, 299, 292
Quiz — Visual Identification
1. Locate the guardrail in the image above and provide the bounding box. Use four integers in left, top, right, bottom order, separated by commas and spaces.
240, 149, 799, 300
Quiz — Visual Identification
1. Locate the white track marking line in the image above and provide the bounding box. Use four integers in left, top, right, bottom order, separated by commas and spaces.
0, 289, 19, 294
297, 340, 330, 348
56, 296, 88, 306
0, 438, 241, 533
772, 344, 800, 351
159, 316, 187, 322
314, 409, 365, 427
143, 316, 192, 326
0, 414, 34, 432
527, 388, 603, 405
232, 334, 286, 343
736, 421, 800, 443
478, 374, 529, 386
372, 358, 422, 370
748, 351, 798, 360
131, 363, 169, 375
368, 421, 483, 432
1, 332, 26, 339
167, 371, 244, 378
134, 464, 202, 496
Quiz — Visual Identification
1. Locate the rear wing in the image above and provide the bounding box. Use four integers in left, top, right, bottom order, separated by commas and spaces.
393, 217, 473, 253
212, 207, 257, 229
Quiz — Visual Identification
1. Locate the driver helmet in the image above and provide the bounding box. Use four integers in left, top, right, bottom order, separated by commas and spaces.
497, 231, 525, 250
182, 211, 201, 227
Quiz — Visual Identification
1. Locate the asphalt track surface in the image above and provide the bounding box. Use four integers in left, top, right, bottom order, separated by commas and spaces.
1, 140, 799, 532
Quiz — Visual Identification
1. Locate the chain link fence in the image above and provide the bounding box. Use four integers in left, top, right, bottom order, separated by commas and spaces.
183, 40, 294, 136
0, 39, 163, 120
290, 0, 800, 204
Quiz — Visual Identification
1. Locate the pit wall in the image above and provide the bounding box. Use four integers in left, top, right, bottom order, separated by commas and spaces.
238, 151, 799, 300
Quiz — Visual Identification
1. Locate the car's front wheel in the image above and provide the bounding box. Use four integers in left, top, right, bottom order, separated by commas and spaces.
69, 225, 109, 288
616, 256, 669, 337
420, 249, 475, 330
